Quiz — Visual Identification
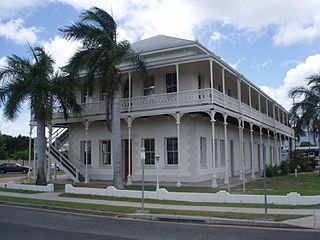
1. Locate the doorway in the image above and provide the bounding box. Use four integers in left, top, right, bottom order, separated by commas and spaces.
122, 139, 132, 180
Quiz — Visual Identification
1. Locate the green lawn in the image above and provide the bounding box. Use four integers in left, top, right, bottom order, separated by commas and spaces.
125, 173, 320, 196
0, 188, 40, 194
61, 192, 320, 209
0, 173, 26, 178
232, 172, 320, 196
0, 195, 307, 222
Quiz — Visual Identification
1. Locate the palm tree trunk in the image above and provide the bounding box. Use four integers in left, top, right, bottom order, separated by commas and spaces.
36, 119, 47, 185
112, 86, 123, 189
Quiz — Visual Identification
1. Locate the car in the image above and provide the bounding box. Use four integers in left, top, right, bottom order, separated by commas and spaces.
51, 163, 60, 171
0, 162, 31, 174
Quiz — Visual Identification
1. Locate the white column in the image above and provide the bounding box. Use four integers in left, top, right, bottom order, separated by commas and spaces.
127, 117, 132, 185
267, 129, 270, 165
176, 64, 180, 106
28, 124, 33, 179
237, 78, 241, 112
128, 72, 132, 112
275, 133, 279, 165
259, 127, 263, 175
248, 87, 252, 108
85, 120, 89, 183
222, 68, 226, 105
210, 60, 214, 104
33, 137, 37, 179
211, 110, 217, 188
176, 112, 182, 187
223, 114, 229, 186
238, 118, 244, 180
266, 100, 269, 117
250, 123, 255, 179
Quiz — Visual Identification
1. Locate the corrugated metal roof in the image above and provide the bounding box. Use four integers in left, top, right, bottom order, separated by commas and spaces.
132, 35, 196, 53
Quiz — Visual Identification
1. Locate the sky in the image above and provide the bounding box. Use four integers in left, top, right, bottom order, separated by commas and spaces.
1, 0, 320, 137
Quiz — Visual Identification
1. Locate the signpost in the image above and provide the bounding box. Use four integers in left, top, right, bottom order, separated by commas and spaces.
140, 148, 145, 212
262, 143, 268, 220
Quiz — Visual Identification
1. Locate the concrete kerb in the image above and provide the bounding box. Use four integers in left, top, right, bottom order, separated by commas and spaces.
0, 200, 311, 230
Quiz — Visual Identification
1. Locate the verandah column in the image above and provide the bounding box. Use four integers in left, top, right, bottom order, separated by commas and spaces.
128, 72, 132, 112
250, 123, 255, 179
267, 129, 270, 165
84, 119, 90, 183
238, 118, 244, 180
127, 116, 132, 185
210, 109, 217, 188
223, 113, 229, 186
210, 59, 214, 104
176, 111, 182, 187
176, 64, 180, 107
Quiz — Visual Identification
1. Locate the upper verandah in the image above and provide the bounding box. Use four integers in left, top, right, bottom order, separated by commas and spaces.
119, 34, 288, 115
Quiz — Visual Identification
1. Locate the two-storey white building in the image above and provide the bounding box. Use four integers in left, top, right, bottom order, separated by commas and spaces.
48, 35, 294, 187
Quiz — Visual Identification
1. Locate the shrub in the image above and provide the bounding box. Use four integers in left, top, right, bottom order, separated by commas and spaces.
266, 165, 275, 177
280, 161, 289, 175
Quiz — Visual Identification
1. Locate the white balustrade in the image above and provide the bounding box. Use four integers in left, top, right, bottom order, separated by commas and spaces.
51, 88, 292, 136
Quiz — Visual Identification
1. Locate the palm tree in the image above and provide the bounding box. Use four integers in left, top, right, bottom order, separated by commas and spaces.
60, 7, 147, 189
289, 74, 320, 172
0, 46, 81, 185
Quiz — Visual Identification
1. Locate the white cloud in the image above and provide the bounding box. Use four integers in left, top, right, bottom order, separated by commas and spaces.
261, 58, 272, 68
260, 54, 320, 110
42, 36, 81, 70
0, 57, 7, 68
51, 0, 320, 46
229, 57, 245, 70
211, 31, 223, 42
0, 0, 43, 19
0, 18, 39, 45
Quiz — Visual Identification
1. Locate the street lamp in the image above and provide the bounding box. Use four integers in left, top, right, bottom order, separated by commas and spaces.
155, 155, 160, 191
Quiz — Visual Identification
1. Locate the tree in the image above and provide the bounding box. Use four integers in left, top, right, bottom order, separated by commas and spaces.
60, 7, 147, 189
289, 74, 320, 171
0, 46, 81, 185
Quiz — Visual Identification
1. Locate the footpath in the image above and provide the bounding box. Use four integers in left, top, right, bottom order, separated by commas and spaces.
0, 190, 319, 230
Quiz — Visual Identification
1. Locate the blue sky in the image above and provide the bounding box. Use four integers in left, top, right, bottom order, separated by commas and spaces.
1, 0, 320, 137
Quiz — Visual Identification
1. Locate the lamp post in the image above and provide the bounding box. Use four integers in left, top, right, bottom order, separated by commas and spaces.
155, 155, 160, 191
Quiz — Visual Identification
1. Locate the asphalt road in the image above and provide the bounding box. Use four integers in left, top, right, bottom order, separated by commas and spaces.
0, 205, 318, 240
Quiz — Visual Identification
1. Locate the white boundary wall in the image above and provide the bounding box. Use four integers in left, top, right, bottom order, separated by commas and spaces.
0, 181, 54, 192
65, 184, 320, 206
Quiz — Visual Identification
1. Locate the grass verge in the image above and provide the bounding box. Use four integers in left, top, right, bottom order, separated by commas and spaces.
0, 195, 306, 221
61, 193, 320, 209
0, 188, 40, 194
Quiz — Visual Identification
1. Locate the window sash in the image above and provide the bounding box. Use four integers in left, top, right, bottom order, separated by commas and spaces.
101, 140, 111, 165
142, 138, 155, 165
166, 137, 178, 165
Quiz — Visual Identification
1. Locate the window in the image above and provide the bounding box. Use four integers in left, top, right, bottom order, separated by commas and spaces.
166, 73, 177, 93
100, 140, 111, 165
200, 137, 207, 168
166, 137, 178, 165
80, 141, 91, 165
144, 75, 155, 96
142, 138, 155, 165
220, 139, 225, 167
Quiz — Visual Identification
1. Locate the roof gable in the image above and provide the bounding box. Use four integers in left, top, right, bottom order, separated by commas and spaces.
132, 35, 196, 53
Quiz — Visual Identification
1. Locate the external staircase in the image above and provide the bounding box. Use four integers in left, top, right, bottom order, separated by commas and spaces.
47, 127, 85, 182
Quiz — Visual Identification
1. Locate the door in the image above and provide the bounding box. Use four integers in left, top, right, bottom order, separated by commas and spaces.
122, 139, 132, 180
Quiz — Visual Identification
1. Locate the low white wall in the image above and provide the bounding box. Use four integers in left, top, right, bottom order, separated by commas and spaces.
0, 181, 54, 192
65, 184, 320, 206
